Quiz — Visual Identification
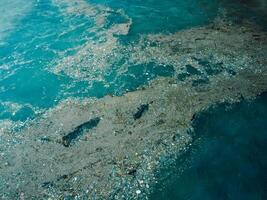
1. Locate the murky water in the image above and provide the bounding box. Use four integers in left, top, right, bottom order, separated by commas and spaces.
150, 92, 267, 200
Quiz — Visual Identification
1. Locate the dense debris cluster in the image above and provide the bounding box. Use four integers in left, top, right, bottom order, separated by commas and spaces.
0, 1, 267, 199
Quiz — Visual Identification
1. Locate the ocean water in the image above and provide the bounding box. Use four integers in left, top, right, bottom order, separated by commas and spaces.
0, 0, 266, 199
150, 92, 267, 200
0, 0, 218, 123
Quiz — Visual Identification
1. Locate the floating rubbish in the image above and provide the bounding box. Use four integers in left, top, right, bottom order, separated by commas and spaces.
136, 190, 141, 195
62, 117, 101, 147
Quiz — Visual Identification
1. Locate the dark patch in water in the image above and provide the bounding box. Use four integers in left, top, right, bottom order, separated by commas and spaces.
40, 137, 53, 143
41, 181, 54, 188
192, 57, 223, 76
150, 92, 267, 200
62, 117, 101, 147
177, 72, 190, 81
186, 65, 201, 75
133, 104, 149, 120
192, 77, 210, 87
127, 168, 137, 176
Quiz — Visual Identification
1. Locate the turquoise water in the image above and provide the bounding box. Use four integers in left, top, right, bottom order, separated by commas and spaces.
89, 0, 219, 35
0, 0, 267, 199
1, 0, 264, 123
150, 92, 267, 200
0, 0, 218, 123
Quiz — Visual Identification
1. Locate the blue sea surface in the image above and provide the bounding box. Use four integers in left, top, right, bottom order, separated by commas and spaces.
89, 0, 219, 35
0, 0, 219, 122
150, 93, 267, 200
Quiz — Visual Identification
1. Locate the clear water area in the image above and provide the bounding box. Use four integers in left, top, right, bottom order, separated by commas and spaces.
0, 0, 219, 123
89, 0, 219, 36
150, 92, 267, 200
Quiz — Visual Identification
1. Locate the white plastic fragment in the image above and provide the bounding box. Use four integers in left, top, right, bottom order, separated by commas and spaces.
136, 190, 141, 195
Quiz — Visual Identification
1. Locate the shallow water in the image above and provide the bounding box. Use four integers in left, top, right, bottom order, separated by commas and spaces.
150, 92, 267, 200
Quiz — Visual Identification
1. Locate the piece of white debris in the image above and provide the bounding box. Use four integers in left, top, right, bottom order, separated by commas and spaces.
136, 190, 141, 195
